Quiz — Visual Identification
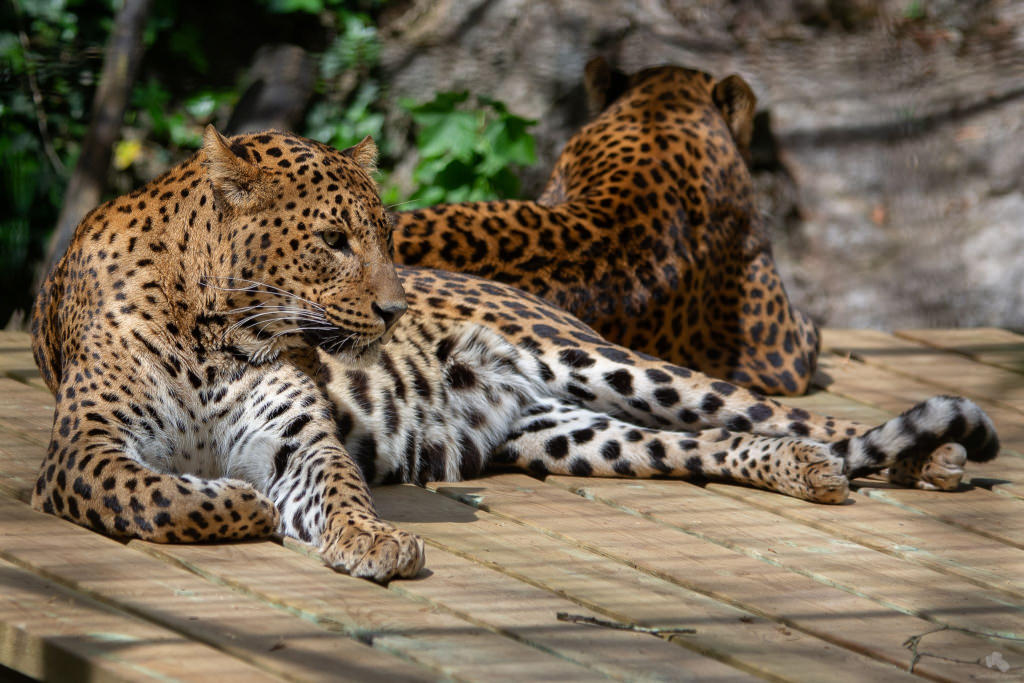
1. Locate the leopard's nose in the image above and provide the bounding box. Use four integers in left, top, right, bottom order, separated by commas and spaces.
372, 300, 407, 333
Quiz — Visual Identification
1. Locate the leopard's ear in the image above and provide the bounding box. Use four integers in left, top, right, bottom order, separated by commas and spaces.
202, 125, 273, 213
583, 57, 629, 116
342, 136, 378, 174
712, 74, 757, 161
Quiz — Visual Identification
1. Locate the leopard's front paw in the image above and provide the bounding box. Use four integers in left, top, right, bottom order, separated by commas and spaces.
320, 515, 425, 582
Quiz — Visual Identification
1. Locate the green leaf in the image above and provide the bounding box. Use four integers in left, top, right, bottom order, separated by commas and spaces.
411, 155, 451, 185
416, 110, 479, 161
184, 93, 219, 120
404, 91, 469, 117
399, 91, 538, 206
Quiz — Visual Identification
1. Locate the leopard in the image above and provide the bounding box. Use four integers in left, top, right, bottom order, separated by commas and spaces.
394, 57, 820, 396
31, 126, 999, 584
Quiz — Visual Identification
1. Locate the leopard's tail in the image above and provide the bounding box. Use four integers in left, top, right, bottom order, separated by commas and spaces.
831, 395, 999, 478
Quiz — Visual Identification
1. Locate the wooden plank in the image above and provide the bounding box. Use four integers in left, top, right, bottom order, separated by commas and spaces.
549, 473, 1024, 603
0, 376, 55, 430
0, 331, 31, 351
0, 497, 439, 682
539, 476, 1024, 641
4, 327, 1024, 680
774, 389, 892, 423
677, 477, 1024, 602
400, 477, 1022, 681
136, 539, 613, 683
373, 485, 926, 682
380, 545, 750, 682
0, 434, 45, 503
856, 484, 1024, 551
0, 557, 282, 683
823, 329, 1024, 414
896, 328, 1024, 377
0, 377, 60, 503
0, 332, 45, 390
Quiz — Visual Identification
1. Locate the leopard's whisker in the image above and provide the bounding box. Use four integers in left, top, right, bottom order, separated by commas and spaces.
225, 303, 319, 316
203, 276, 327, 311
268, 324, 339, 340
228, 308, 328, 334
231, 308, 326, 325
230, 314, 310, 336
253, 316, 334, 336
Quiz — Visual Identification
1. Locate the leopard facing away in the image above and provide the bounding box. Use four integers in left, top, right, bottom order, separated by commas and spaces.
32, 128, 999, 583
394, 58, 819, 396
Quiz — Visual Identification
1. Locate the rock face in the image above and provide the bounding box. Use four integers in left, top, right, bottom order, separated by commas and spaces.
376, 0, 1024, 330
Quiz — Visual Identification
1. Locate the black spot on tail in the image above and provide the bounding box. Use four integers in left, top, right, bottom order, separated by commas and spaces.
964, 421, 999, 462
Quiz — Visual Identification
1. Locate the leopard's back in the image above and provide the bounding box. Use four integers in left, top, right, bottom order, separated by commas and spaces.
393, 60, 819, 396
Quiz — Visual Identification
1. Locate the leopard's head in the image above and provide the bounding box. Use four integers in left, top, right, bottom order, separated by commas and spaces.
201, 126, 404, 363
582, 57, 757, 162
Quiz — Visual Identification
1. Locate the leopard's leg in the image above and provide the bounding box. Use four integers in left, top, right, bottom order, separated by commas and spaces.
33, 390, 280, 543
527, 339, 999, 483
494, 398, 849, 503
220, 367, 424, 582
728, 251, 821, 396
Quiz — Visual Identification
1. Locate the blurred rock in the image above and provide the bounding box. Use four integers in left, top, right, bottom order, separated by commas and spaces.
377, 0, 1024, 330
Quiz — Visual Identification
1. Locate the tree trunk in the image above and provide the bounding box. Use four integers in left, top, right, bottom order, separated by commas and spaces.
38, 0, 153, 285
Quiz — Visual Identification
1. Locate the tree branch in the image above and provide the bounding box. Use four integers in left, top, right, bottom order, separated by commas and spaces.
11, 6, 66, 176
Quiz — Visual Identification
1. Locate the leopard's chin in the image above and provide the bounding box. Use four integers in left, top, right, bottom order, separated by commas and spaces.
348, 339, 384, 366
315, 338, 382, 369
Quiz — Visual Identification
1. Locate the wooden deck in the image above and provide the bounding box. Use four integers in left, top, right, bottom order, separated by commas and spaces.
1, 328, 1022, 682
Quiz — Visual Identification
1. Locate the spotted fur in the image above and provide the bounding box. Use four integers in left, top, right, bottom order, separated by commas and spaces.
394, 58, 819, 395
32, 128, 999, 585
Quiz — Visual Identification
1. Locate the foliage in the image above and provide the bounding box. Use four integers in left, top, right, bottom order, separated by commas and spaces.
0, 0, 105, 323
302, 5, 387, 154
401, 91, 536, 208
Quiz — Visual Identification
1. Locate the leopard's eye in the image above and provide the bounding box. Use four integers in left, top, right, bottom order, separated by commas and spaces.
321, 230, 350, 252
